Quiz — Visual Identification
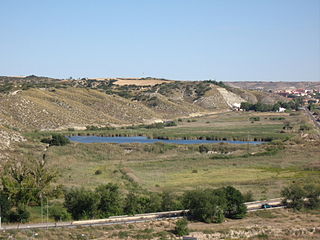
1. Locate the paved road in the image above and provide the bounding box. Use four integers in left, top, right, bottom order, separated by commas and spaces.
0, 199, 284, 231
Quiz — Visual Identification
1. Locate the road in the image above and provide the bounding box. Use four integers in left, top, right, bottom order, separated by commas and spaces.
0, 199, 284, 231
304, 107, 320, 129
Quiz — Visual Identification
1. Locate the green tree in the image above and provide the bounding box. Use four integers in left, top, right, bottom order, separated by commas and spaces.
199, 145, 209, 153
174, 218, 189, 236
145, 193, 162, 213
96, 183, 123, 217
303, 184, 320, 209
0, 191, 12, 222
124, 192, 145, 215
49, 204, 71, 221
8, 206, 30, 223
272, 102, 281, 112
183, 186, 246, 223
161, 191, 181, 211
223, 186, 247, 219
183, 189, 226, 223
64, 188, 99, 220
1, 158, 57, 206
281, 184, 306, 210
240, 102, 251, 111
41, 134, 70, 146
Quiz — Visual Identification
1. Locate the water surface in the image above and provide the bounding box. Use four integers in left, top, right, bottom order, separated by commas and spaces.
68, 136, 263, 145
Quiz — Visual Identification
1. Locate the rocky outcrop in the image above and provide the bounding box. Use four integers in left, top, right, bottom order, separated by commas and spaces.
0, 126, 26, 161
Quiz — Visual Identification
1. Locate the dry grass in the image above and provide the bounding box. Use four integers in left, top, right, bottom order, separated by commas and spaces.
1, 209, 319, 240
114, 78, 171, 86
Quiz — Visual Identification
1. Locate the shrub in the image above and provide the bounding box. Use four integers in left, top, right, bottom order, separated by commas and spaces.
96, 183, 123, 217
183, 186, 247, 223
49, 204, 71, 221
64, 188, 99, 220
8, 206, 30, 223
249, 117, 260, 121
174, 218, 189, 236
0, 191, 12, 222
299, 124, 310, 131
281, 184, 305, 210
243, 191, 254, 202
41, 134, 70, 146
199, 145, 209, 153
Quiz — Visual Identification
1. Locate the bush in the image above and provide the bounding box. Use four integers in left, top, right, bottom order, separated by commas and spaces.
281, 184, 305, 210
224, 186, 247, 219
96, 183, 123, 217
174, 218, 189, 236
64, 188, 99, 220
243, 191, 254, 202
0, 191, 12, 222
49, 204, 71, 221
299, 124, 310, 131
304, 184, 320, 209
41, 134, 70, 146
182, 186, 247, 223
8, 206, 30, 223
199, 145, 209, 153
249, 117, 260, 121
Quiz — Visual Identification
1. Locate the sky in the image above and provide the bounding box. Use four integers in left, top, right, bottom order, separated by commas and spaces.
0, 0, 319, 81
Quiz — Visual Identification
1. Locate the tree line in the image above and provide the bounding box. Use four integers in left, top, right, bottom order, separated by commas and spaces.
0, 155, 247, 223
240, 98, 303, 112
281, 183, 320, 210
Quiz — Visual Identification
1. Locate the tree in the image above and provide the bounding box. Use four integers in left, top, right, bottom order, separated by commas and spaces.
183, 186, 247, 223
303, 184, 320, 209
281, 184, 305, 210
124, 192, 142, 215
240, 102, 251, 111
145, 193, 162, 213
223, 186, 247, 219
199, 145, 209, 153
161, 191, 181, 211
0, 191, 11, 222
1, 158, 57, 206
96, 183, 123, 217
183, 189, 226, 223
174, 218, 189, 236
49, 204, 71, 221
8, 206, 30, 223
64, 187, 99, 220
272, 102, 280, 112
41, 134, 70, 146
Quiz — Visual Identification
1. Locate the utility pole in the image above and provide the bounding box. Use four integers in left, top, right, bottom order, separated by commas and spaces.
40, 193, 43, 224
46, 197, 49, 229
0, 205, 2, 229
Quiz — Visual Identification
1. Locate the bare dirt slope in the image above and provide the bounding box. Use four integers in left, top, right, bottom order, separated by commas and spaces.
0, 80, 251, 130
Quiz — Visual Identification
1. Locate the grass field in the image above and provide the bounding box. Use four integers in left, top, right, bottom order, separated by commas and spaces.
26, 111, 305, 142
35, 111, 320, 200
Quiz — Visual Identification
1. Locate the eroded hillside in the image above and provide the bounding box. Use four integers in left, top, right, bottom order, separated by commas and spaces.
0, 79, 249, 131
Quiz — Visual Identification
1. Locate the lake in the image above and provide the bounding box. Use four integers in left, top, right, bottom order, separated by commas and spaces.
68, 136, 264, 145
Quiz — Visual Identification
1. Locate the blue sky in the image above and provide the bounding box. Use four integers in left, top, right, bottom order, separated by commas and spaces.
1, 0, 319, 81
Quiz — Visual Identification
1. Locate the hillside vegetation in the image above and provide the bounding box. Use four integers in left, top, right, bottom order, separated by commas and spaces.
0, 78, 240, 131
